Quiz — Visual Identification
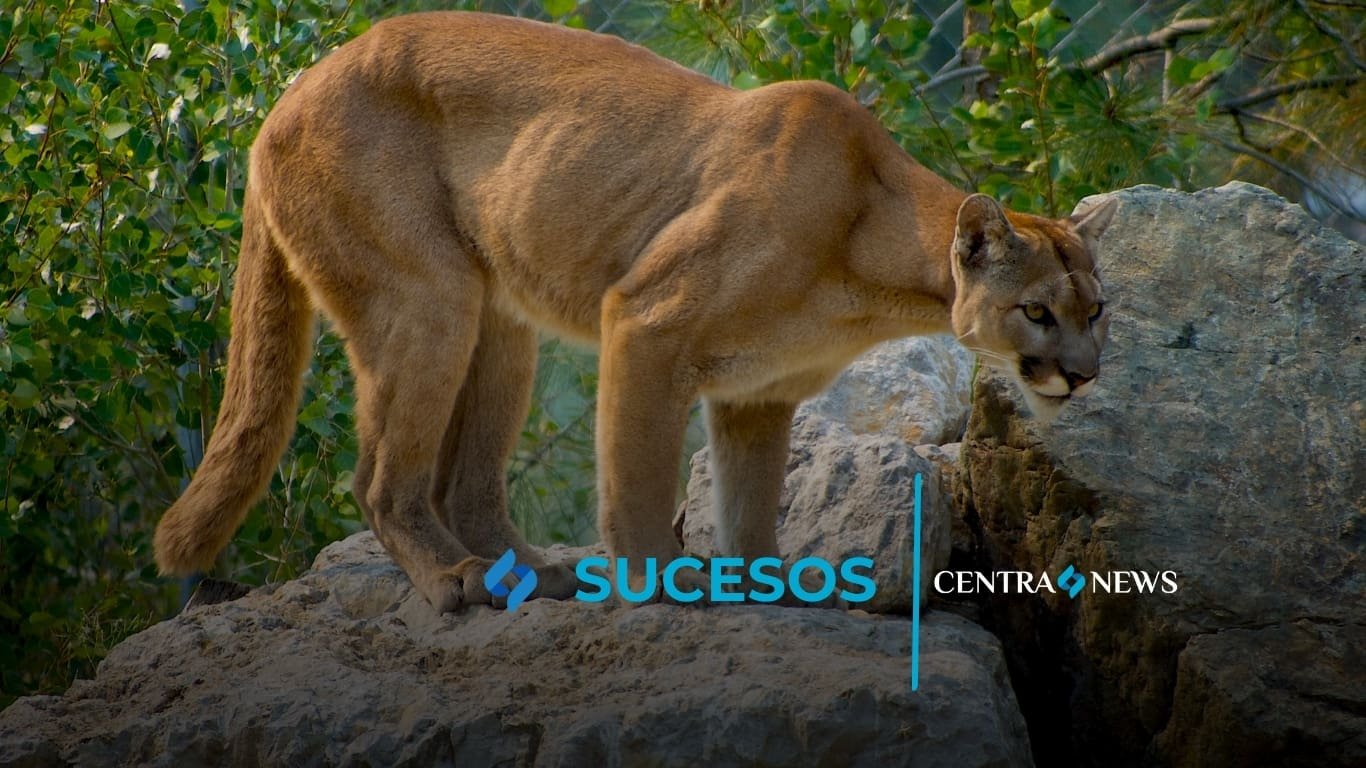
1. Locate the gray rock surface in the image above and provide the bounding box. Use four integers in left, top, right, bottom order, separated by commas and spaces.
1154, 620, 1366, 767
913, 443, 970, 563
797, 336, 976, 446
680, 411, 954, 614
957, 182, 1365, 766
0, 532, 1034, 768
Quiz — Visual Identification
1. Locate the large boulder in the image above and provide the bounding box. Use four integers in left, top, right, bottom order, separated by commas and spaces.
0, 532, 1033, 768
956, 183, 1365, 766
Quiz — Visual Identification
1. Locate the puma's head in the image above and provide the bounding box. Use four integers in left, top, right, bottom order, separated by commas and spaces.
949, 194, 1119, 422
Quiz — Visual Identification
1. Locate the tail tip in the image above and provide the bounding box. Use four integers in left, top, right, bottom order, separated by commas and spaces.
153, 506, 215, 577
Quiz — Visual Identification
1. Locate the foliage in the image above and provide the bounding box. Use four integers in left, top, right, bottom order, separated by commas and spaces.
0, 0, 368, 706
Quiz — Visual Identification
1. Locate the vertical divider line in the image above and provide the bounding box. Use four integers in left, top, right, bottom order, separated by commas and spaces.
911, 471, 923, 692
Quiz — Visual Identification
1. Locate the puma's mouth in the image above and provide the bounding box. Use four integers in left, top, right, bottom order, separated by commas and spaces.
1029, 373, 1072, 398
1016, 370, 1075, 423
1024, 369, 1096, 400
1019, 388, 1070, 423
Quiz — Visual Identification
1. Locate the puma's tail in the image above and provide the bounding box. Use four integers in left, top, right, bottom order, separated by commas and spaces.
154, 186, 314, 576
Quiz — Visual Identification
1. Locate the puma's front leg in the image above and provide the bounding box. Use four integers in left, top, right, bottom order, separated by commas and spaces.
703, 398, 794, 559
706, 397, 841, 607
595, 295, 704, 603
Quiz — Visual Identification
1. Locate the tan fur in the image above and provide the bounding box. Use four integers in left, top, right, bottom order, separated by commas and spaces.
153, 12, 1117, 609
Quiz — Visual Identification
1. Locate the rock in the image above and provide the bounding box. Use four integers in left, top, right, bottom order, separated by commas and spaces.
957, 183, 1365, 766
797, 336, 976, 446
913, 443, 972, 565
0, 532, 1034, 768
1155, 620, 1366, 767
680, 411, 953, 613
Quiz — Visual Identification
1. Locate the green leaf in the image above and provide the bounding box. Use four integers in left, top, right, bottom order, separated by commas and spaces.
1166, 55, 1196, 87
50, 69, 77, 98
732, 72, 763, 90
1008, 0, 1049, 19
103, 122, 132, 140
963, 32, 990, 49
544, 0, 577, 18
850, 20, 868, 52
107, 273, 134, 301
1190, 48, 1237, 80
0, 601, 21, 622
10, 379, 40, 409
299, 399, 334, 438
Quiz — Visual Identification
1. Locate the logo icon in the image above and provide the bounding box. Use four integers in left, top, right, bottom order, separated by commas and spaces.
484, 549, 537, 611
1057, 564, 1087, 599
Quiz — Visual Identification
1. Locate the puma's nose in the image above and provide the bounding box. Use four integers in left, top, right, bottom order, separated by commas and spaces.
1065, 370, 1096, 395
1064, 371, 1093, 388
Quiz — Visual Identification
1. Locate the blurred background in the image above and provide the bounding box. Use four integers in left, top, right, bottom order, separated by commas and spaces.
0, 0, 1359, 705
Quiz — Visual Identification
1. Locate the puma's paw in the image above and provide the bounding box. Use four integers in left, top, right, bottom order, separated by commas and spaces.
411, 557, 495, 612
418, 558, 583, 612
530, 561, 581, 601
656, 564, 713, 607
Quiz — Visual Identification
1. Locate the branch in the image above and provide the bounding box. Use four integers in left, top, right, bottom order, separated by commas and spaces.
1071, 19, 1219, 73
1243, 45, 1338, 65
1231, 109, 1362, 174
1294, 0, 1366, 71
1208, 135, 1355, 219
1215, 73, 1361, 111
920, 65, 987, 91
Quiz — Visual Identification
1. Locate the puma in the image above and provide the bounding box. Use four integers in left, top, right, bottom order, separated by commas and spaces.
153, 11, 1118, 610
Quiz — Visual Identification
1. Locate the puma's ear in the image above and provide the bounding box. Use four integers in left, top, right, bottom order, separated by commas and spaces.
954, 193, 1011, 270
1070, 197, 1119, 242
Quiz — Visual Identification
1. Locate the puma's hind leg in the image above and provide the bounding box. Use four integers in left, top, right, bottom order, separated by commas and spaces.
343, 276, 501, 612
432, 306, 579, 601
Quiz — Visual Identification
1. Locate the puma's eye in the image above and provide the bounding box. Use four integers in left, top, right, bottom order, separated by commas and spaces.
1088, 303, 1105, 322
1022, 303, 1054, 325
